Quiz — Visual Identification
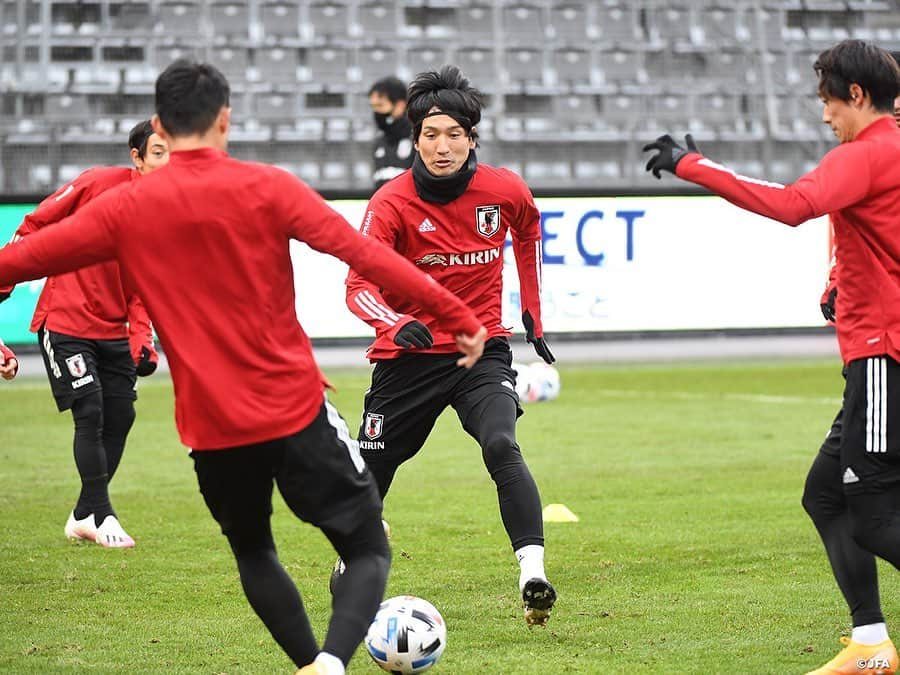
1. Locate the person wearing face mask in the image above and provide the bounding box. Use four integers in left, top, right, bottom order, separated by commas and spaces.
368, 76, 414, 191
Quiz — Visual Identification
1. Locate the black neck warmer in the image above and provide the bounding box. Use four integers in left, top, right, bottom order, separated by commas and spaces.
412, 151, 478, 204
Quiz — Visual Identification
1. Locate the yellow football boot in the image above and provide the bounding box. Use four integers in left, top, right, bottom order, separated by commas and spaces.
806, 636, 898, 674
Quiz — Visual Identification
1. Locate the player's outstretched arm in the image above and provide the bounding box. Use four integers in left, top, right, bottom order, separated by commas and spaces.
0, 340, 18, 380
643, 132, 870, 227
0, 186, 121, 289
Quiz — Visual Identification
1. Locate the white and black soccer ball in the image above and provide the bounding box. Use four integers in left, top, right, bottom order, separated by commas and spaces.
365, 595, 447, 674
514, 361, 561, 403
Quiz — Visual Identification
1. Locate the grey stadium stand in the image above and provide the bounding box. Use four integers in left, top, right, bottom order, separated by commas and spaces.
1, 0, 900, 193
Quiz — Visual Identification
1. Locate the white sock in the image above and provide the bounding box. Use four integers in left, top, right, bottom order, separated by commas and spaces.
314, 652, 345, 675
515, 544, 546, 591
852, 622, 890, 645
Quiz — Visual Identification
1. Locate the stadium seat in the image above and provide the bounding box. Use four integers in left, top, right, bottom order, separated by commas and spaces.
209, 2, 250, 42
257, 47, 301, 88
736, 6, 785, 50
405, 46, 446, 79
455, 4, 494, 44
703, 50, 747, 92
552, 49, 595, 91
308, 2, 349, 43
254, 91, 299, 123
209, 46, 250, 87
356, 2, 401, 43
259, 2, 301, 42
699, 7, 738, 49
70, 65, 120, 94
504, 48, 545, 88
356, 46, 400, 87
152, 44, 200, 73
648, 5, 696, 51
156, 1, 201, 37
501, 4, 545, 47
548, 3, 591, 47
1, 1, 42, 37
595, 5, 642, 49
45, 93, 91, 121
599, 92, 646, 132
107, 2, 153, 35
306, 46, 350, 90
453, 47, 495, 87
597, 49, 645, 90
553, 94, 600, 133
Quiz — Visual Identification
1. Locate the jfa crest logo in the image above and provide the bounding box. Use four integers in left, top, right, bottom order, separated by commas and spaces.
364, 413, 384, 440
475, 205, 501, 238
65, 354, 87, 378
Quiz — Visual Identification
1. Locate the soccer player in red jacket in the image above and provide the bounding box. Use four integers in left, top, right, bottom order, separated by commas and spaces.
0, 338, 17, 380
343, 65, 557, 627
0, 120, 165, 548
645, 39, 900, 674
0, 60, 485, 675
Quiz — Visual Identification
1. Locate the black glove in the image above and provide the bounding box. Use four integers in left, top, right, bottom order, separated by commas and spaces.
643, 134, 699, 179
136, 345, 158, 377
522, 310, 555, 364
393, 320, 433, 349
820, 287, 837, 322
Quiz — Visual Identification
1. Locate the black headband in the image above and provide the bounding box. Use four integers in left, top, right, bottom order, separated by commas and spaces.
418, 109, 473, 132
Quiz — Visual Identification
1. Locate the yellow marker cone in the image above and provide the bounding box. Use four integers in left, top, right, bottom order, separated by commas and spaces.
542, 503, 579, 523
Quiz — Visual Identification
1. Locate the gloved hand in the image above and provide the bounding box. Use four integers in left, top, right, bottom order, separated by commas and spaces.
523, 310, 555, 364
135, 345, 158, 377
393, 320, 433, 349
643, 134, 700, 179
820, 286, 837, 323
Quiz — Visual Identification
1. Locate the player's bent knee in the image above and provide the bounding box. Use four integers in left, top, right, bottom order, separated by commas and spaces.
71, 392, 104, 431
481, 432, 522, 471
327, 515, 391, 564
226, 527, 276, 558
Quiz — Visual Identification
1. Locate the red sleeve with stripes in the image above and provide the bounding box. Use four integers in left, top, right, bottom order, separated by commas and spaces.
344, 195, 419, 342
278, 175, 481, 338
509, 178, 545, 336
676, 142, 871, 227
0, 174, 90, 298
0, 186, 121, 288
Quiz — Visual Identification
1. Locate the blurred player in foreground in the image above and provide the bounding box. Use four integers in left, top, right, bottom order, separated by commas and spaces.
645, 39, 900, 674
343, 65, 557, 627
0, 60, 485, 675
0, 337, 17, 380
0, 120, 165, 548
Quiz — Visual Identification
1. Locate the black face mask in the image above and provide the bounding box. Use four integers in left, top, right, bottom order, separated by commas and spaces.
412, 150, 478, 204
373, 112, 392, 132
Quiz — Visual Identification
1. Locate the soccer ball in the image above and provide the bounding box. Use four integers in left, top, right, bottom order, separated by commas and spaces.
365, 595, 447, 674
513, 361, 561, 403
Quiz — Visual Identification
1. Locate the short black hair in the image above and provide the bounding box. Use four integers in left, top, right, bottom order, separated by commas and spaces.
155, 59, 231, 137
814, 40, 900, 112
128, 119, 155, 158
368, 76, 407, 103
407, 65, 483, 141
893, 50, 900, 68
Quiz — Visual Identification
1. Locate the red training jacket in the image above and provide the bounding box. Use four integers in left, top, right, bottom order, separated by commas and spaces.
676, 116, 900, 365
0, 167, 154, 360
0, 148, 482, 449
346, 164, 544, 360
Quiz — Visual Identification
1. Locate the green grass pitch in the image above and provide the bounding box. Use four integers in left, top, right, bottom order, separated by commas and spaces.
2, 359, 897, 673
